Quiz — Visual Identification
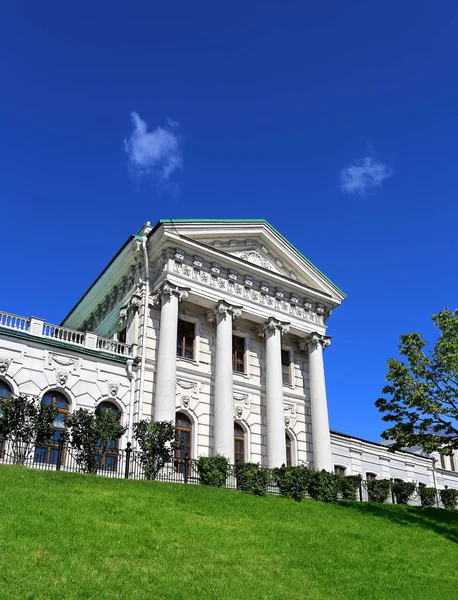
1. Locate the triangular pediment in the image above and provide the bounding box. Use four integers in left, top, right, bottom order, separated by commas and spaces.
159, 219, 345, 304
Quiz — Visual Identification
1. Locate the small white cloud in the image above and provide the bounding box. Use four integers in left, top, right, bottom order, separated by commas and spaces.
340, 154, 393, 195
124, 112, 183, 182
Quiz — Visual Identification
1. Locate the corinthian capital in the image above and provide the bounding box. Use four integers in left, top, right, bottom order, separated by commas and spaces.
207, 300, 243, 323
151, 280, 190, 305
258, 317, 290, 337
299, 332, 331, 351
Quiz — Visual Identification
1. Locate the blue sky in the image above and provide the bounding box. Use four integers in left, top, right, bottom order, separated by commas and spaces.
1, 2, 458, 442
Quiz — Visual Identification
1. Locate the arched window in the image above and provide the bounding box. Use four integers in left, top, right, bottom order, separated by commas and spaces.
34, 391, 70, 465
285, 432, 293, 467
0, 381, 12, 457
175, 412, 192, 474
96, 401, 122, 472
234, 423, 245, 464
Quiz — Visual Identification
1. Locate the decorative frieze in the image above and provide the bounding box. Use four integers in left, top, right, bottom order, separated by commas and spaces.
171, 254, 325, 325
48, 352, 79, 372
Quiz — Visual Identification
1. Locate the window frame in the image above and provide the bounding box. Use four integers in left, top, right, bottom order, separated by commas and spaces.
451, 455, 456, 472
232, 329, 250, 378
366, 472, 377, 481
234, 422, 246, 464
281, 347, 293, 387
334, 465, 347, 477
175, 411, 193, 475
177, 314, 200, 363
440, 454, 446, 470
285, 431, 294, 467
232, 334, 246, 374
96, 401, 122, 472
34, 390, 70, 466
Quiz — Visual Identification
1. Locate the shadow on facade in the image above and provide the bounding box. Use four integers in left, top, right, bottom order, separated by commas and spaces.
337, 501, 458, 544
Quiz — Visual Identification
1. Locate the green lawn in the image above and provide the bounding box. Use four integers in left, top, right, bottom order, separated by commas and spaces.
1, 466, 458, 599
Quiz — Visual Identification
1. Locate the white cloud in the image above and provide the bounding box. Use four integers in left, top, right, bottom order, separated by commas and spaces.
124, 112, 182, 181
340, 154, 393, 195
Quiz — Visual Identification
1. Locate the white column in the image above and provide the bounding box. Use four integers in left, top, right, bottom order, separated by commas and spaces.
304, 332, 333, 472
260, 317, 289, 468
208, 301, 242, 462
153, 282, 189, 423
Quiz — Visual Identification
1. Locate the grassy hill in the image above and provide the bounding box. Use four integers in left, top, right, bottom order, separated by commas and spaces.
1, 466, 458, 600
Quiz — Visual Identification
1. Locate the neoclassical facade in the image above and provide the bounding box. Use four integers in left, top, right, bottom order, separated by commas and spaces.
1, 219, 457, 489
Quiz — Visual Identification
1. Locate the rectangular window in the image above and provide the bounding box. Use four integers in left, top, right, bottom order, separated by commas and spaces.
177, 320, 195, 359
451, 456, 456, 472
232, 335, 245, 373
334, 465, 346, 477
440, 454, 446, 470
366, 472, 377, 481
118, 327, 127, 344
281, 349, 291, 385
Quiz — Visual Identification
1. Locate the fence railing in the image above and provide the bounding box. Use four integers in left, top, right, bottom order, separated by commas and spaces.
0, 440, 444, 507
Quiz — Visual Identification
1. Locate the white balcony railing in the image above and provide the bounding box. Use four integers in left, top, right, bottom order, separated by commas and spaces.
0, 310, 133, 358
0, 311, 30, 332
42, 323, 85, 346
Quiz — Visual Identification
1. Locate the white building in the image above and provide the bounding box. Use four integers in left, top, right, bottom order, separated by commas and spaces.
1, 218, 457, 489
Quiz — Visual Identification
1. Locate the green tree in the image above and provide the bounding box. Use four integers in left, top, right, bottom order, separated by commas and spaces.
66, 407, 126, 473
0, 394, 57, 464
133, 420, 179, 480
376, 309, 458, 454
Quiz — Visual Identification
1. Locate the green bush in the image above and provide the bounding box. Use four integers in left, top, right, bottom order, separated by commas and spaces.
272, 465, 309, 501
366, 479, 391, 503
339, 475, 362, 501
440, 488, 458, 510
235, 462, 270, 496
307, 470, 339, 503
419, 486, 437, 508
391, 481, 416, 505
196, 454, 229, 487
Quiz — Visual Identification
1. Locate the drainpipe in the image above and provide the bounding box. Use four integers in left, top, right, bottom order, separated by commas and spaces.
138, 235, 150, 423
126, 358, 135, 443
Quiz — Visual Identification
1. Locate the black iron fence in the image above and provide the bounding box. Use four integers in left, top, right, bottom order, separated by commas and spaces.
0, 440, 445, 506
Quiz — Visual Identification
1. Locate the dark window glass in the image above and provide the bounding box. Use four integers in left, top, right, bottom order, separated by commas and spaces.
232, 336, 245, 373
334, 465, 346, 477
96, 401, 121, 472
393, 478, 403, 483
285, 432, 292, 467
35, 391, 70, 465
0, 381, 12, 456
451, 456, 456, 472
440, 455, 446, 469
118, 327, 127, 344
366, 472, 377, 481
177, 320, 195, 359
175, 412, 192, 475
234, 423, 245, 464
281, 350, 290, 385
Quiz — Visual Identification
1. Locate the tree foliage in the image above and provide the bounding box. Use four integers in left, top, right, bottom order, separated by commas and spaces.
197, 454, 229, 487
376, 309, 458, 454
66, 407, 126, 473
0, 394, 57, 464
133, 420, 179, 480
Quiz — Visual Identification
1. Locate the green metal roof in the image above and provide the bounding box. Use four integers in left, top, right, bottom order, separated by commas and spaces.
159, 219, 345, 297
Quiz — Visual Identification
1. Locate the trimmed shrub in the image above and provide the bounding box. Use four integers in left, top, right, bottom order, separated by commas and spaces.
272, 465, 309, 501
307, 470, 339, 503
235, 462, 270, 496
196, 454, 229, 487
391, 481, 416, 505
440, 488, 458, 510
339, 475, 362, 501
366, 479, 391, 503
419, 486, 437, 508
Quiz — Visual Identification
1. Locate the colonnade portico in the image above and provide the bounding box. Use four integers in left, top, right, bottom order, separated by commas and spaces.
151, 280, 333, 470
